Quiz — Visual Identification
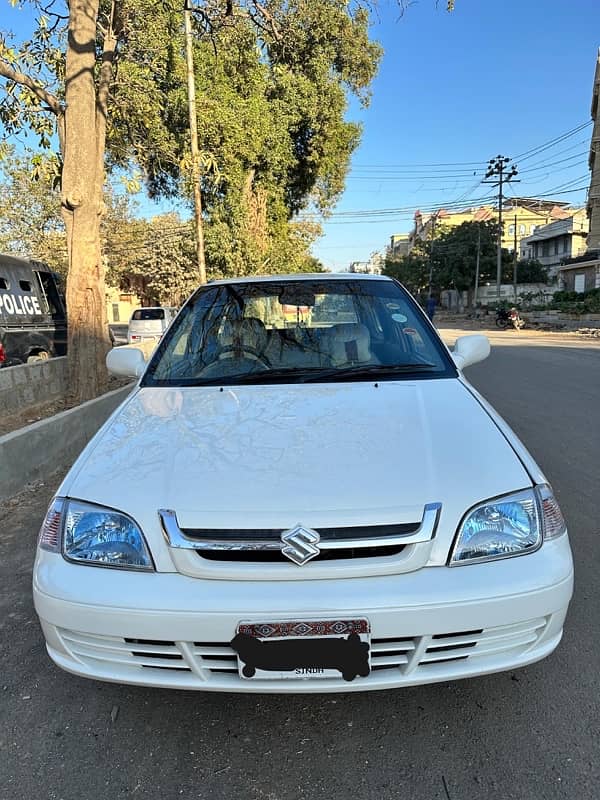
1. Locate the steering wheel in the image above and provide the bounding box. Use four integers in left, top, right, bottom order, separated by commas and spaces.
217, 346, 271, 369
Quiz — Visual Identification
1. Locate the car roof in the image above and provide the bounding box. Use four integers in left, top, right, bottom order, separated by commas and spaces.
205, 272, 391, 287
0, 253, 48, 271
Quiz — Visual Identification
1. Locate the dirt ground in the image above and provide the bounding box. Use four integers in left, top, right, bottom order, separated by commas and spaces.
436, 311, 600, 336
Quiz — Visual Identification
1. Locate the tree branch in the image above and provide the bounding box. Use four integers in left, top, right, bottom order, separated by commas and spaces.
95, 0, 122, 207
0, 58, 65, 153
250, 1, 282, 41
97, 3, 118, 125
0, 59, 62, 117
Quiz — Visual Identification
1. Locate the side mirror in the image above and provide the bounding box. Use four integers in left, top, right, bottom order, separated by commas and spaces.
452, 334, 490, 370
106, 346, 146, 378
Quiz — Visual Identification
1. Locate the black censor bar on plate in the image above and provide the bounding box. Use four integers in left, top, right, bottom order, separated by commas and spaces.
230, 632, 370, 681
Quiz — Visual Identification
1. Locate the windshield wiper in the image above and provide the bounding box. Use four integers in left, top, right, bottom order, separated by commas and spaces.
167, 363, 438, 387
181, 367, 325, 386
301, 363, 438, 382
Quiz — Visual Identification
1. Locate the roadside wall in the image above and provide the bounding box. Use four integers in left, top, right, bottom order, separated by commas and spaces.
0, 356, 68, 414
523, 311, 600, 330
0, 383, 133, 502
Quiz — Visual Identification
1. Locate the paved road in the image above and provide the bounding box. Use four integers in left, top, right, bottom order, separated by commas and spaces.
1, 332, 599, 800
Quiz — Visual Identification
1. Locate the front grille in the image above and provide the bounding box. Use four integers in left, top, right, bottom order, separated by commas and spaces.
159, 505, 441, 569
57, 617, 548, 683
182, 522, 420, 541
198, 545, 406, 562
182, 522, 417, 563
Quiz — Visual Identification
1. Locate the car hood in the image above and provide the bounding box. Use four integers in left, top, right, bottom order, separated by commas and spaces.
64, 380, 531, 549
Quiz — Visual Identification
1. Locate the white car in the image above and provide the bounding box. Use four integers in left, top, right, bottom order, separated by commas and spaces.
33, 274, 573, 693
127, 306, 178, 345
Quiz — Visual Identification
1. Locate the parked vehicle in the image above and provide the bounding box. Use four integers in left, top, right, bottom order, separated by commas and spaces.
0, 253, 67, 367
127, 306, 177, 346
495, 307, 510, 328
34, 274, 573, 693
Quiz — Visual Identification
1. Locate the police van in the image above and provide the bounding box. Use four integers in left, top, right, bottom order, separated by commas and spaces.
0, 253, 67, 367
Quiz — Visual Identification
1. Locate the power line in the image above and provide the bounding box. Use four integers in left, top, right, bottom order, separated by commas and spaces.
304, 194, 497, 219
346, 174, 485, 182
518, 152, 588, 175
539, 174, 590, 194
347, 152, 588, 184
347, 121, 592, 176
513, 120, 593, 163
527, 185, 589, 199
351, 159, 485, 169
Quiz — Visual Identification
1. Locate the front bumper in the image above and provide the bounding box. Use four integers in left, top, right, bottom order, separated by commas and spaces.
33, 536, 573, 693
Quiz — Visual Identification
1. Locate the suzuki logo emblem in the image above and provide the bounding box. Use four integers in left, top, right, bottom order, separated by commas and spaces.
280, 524, 321, 566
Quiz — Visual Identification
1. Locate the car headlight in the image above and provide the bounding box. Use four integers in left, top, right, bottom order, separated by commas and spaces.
38, 498, 154, 571
450, 485, 565, 566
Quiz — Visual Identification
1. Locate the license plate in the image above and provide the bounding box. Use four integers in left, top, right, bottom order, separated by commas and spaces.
231, 619, 371, 681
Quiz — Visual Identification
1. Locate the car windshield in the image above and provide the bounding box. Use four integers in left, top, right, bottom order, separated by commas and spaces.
142, 279, 455, 386
132, 308, 165, 321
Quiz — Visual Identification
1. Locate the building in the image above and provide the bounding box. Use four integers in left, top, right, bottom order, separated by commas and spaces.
555, 50, 600, 292
519, 209, 588, 278
405, 199, 570, 256
349, 251, 385, 275
105, 284, 142, 324
500, 198, 571, 253
587, 49, 600, 249
389, 233, 410, 258
557, 253, 600, 292
409, 206, 495, 249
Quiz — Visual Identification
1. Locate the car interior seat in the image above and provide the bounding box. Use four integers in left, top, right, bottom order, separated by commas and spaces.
325, 323, 379, 366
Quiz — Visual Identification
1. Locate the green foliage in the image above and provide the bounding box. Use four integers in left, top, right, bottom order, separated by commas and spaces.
548, 288, 600, 314
1, 0, 381, 281
514, 258, 549, 284
385, 222, 554, 303
101, 202, 198, 306
384, 253, 430, 297
432, 220, 501, 293
0, 146, 67, 274
103, 0, 381, 277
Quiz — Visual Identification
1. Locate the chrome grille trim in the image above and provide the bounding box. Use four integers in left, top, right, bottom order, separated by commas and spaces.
158, 503, 441, 553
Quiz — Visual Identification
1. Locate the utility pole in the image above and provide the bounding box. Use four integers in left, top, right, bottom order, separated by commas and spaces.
483, 156, 519, 303
513, 212, 518, 303
184, 0, 207, 285
473, 222, 481, 308
428, 211, 439, 299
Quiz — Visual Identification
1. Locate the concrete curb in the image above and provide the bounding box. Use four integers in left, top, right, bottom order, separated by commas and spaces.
0, 383, 134, 502
0, 356, 68, 414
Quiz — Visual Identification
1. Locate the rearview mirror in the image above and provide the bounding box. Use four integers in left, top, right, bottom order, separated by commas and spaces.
452, 335, 490, 370
106, 346, 146, 378
278, 287, 316, 307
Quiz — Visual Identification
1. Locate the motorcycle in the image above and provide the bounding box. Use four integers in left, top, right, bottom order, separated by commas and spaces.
496, 307, 525, 330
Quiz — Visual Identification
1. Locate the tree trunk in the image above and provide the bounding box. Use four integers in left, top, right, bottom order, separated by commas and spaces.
61, 0, 110, 403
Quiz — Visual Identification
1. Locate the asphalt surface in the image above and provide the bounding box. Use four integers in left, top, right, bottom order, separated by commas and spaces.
1, 328, 599, 800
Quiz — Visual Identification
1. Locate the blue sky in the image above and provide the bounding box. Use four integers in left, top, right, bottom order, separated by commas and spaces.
2, 0, 599, 272
313, 0, 600, 271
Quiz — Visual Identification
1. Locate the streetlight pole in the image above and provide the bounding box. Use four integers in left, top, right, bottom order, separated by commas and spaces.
483, 155, 519, 303
184, 0, 207, 285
